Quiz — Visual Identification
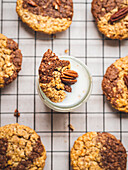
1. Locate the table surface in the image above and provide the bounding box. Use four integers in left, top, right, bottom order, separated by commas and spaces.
0, 0, 128, 169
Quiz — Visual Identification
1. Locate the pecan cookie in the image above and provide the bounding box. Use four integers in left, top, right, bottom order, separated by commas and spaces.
71, 132, 127, 170
92, 0, 128, 39
102, 56, 128, 112
0, 34, 22, 88
0, 123, 46, 169
39, 49, 78, 103
16, 0, 73, 34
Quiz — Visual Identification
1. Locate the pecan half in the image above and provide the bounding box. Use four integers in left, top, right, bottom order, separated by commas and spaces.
124, 74, 128, 88
62, 70, 78, 78
61, 70, 78, 85
27, 0, 37, 7
109, 7, 128, 24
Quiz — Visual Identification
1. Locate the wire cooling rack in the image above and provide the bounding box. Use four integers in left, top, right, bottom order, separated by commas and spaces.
0, 0, 128, 169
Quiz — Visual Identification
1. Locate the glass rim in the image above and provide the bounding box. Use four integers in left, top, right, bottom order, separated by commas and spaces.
37, 55, 93, 112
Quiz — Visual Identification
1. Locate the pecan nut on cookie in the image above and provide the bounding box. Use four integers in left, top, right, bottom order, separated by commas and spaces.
0, 34, 22, 88
102, 56, 128, 112
16, 0, 73, 34
71, 132, 127, 170
91, 0, 128, 40
0, 123, 46, 169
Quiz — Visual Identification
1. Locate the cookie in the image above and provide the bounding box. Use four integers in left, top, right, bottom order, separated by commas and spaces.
102, 56, 128, 112
16, 0, 73, 34
0, 34, 22, 88
39, 49, 78, 103
91, 0, 128, 40
0, 123, 46, 169
71, 132, 127, 170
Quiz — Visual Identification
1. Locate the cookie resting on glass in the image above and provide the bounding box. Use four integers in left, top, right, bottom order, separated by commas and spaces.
39, 49, 78, 103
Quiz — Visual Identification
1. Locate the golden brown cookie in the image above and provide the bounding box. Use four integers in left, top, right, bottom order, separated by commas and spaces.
71, 132, 127, 170
16, 0, 73, 34
91, 0, 128, 40
39, 49, 78, 103
0, 123, 46, 169
102, 56, 128, 112
0, 34, 22, 88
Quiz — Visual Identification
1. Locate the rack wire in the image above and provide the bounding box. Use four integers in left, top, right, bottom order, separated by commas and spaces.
0, 0, 128, 169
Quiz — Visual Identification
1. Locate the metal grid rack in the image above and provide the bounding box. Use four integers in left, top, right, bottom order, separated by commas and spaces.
0, 0, 128, 169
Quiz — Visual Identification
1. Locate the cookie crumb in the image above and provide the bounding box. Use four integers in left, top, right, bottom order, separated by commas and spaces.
68, 124, 74, 131
78, 95, 81, 98
65, 49, 69, 54
65, 85, 72, 92
53, 34, 56, 39
14, 109, 20, 118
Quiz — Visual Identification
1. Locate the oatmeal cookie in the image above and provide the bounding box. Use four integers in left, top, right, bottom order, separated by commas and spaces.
102, 56, 128, 112
0, 34, 22, 88
0, 123, 46, 169
71, 132, 127, 170
39, 49, 78, 103
91, 0, 128, 40
16, 0, 73, 34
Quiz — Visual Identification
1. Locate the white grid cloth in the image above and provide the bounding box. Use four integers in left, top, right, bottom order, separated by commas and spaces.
0, 0, 128, 169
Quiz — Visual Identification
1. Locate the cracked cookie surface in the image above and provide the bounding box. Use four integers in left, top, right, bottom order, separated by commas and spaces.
71, 132, 127, 170
16, 0, 73, 34
0, 123, 46, 169
102, 56, 128, 112
91, 0, 128, 39
0, 34, 22, 88
39, 49, 78, 103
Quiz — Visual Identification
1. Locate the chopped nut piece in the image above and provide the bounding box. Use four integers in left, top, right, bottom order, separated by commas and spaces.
53, 2, 59, 10
68, 124, 74, 131
56, 0, 61, 6
27, 0, 37, 7
124, 74, 128, 88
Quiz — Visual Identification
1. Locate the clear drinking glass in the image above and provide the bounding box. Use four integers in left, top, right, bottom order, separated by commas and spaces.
37, 56, 92, 112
